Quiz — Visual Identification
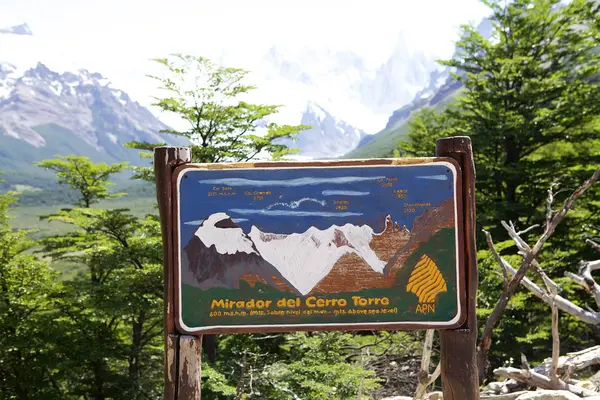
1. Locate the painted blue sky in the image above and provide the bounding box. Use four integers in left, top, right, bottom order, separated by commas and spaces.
178, 164, 455, 247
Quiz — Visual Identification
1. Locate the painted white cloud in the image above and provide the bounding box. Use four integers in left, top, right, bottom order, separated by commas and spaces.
229, 209, 362, 217
322, 190, 370, 196
416, 175, 448, 180
198, 176, 385, 187
266, 197, 326, 210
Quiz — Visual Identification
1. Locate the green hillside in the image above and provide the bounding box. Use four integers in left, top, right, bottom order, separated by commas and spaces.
344, 88, 462, 159
0, 123, 148, 190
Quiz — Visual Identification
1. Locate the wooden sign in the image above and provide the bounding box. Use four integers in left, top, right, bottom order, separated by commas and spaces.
172, 158, 465, 334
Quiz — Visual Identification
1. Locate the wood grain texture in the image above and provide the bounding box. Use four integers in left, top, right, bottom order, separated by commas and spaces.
175, 156, 452, 171
436, 137, 480, 400
178, 335, 202, 400
154, 147, 192, 400
165, 334, 179, 400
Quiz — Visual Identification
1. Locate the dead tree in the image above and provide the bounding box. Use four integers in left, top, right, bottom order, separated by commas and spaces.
482, 168, 600, 396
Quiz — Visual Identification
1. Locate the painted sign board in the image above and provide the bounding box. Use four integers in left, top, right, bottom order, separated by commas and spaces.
172, 159, 465, 334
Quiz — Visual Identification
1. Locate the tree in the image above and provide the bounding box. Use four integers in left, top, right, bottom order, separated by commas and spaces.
39, 159, 164, 399
399, 0, 600, 380
402, 0, 600, 227
126, 54, 309, 180
37, 156, 128, 208
0, 182, 63, 399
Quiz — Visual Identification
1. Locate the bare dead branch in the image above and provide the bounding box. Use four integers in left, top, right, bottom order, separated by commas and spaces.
550, 303, 560, 385
516, 224, 540, 237
502, 221, 560, 295
414, 330, 436, 400
520, 353, 530, 370
478, 168, 600, 372
579, 260, 600, 310
484, 230, 509, 290
502, 260, 600, 325
587, 239, 600, 253
494, 367, 598, 397
565, 271, 590, 291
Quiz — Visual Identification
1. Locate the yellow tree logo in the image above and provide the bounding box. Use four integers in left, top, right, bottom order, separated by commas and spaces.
406, 254, 447, 314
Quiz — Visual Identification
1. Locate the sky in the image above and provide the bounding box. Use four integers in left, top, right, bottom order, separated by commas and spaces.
0, 0, 489, 102
0, 0, 491, 135
178, 163, 456, 242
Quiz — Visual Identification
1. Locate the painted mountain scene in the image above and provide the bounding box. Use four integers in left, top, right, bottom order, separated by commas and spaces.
177, 162, 463, 333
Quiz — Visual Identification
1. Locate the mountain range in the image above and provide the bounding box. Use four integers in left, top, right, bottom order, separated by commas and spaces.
0, 17, 484, 191
254, 40, 440, 158
182, 200, 454, 296
344, 18, 493, 159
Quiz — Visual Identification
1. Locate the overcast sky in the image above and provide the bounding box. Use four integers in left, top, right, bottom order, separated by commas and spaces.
0, 0, 489, 118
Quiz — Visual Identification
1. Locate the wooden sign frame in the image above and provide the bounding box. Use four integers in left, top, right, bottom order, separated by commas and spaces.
155, 136, 479, 400
171, 158, 466, 335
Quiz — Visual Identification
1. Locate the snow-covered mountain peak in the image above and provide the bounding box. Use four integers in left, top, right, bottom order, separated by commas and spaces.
194, 213, 258, 256
0, 59, 170, 150
0, 23, 32, 36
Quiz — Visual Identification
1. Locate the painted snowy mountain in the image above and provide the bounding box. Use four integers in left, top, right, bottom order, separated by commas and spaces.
249, 222, 386, 295
181, 200, 455, 296
182, 213, 297, 293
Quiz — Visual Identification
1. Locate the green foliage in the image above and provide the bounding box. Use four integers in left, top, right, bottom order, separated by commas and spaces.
126, 54, 310, 181
265, 332, 380, 400
40, 208, 164, 399
0, 188, 64, 399
403, 0, 600, 225
37, 156, 128, 207
400, 0, 600, 377
201, 332, 381, 400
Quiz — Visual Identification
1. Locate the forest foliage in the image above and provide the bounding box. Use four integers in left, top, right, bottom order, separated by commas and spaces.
1, 0, 600, 399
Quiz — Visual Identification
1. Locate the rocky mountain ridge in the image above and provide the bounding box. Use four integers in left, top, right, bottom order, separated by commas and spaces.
0, 61, 169, 152
181, 201, 454, 296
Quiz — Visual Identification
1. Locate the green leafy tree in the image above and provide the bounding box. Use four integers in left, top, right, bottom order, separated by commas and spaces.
0, 183, 63, 399
37, 156, 128, 207
398, 106, 459, 157
403, 0, 600, 226
200, 332, 380, 400
39, 159, 164, 399
126, 54, 309, 180
399, 0, 600, 377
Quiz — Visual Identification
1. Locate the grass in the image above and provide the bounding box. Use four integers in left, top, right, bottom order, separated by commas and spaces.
11, 193, 157, 280
10, 195, 157, 239
344, 88, 463, 159
344, 122, 410, 159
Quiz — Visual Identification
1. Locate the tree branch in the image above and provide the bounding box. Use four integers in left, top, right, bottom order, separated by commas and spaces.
478, 168, 600, 372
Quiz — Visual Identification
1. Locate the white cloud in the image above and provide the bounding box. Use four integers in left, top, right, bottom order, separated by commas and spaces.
0, 0, 489, 127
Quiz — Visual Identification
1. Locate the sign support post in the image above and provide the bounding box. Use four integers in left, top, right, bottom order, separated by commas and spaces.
154, 147, 202, 400
436, 136, 479, 399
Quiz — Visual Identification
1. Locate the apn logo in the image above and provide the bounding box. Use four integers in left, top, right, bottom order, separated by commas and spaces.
406, 254, 447, 314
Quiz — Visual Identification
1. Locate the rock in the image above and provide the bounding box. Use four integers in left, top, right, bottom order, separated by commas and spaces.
481, 392, 532, 400
513, 390, 583, 400
426, 392, 443, 400
379, 392, 442, 400
380, 397, 411, 400
488, 381, 505, 393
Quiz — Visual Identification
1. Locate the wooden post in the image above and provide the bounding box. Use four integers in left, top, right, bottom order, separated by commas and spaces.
436, 137, 480, 399
154, 147, 202, 400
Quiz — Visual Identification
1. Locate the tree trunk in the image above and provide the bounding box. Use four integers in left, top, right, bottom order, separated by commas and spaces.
128, 311, 145, 395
